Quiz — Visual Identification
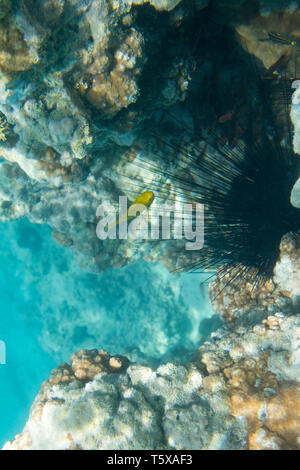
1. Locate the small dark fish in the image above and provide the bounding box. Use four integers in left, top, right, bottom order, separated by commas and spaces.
218, 111, 234, 124
268, 32, 300, 47
260, 32, 300, 78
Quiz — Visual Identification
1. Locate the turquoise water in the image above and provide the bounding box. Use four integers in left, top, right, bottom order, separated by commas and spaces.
0, 220, 56, 447
0, 218, 213, 446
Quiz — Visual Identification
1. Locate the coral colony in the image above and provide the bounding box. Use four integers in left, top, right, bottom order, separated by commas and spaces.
0, 0, 300, 451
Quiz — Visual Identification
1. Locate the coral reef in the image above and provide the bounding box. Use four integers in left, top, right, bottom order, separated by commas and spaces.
0, 0, 209, 273
196, 311, 300, 450
0, 0, 299, 275
1, 0, 300, 451
85, 27, 145, 118
1, 351, 238, 450
49, 349, 130, 384
0, 1, 41, 73
209, 233, 300, 323
3, 309, 300, 450
273, 234, 300, 304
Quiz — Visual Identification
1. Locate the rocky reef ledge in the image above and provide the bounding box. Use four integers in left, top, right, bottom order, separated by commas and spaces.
1, 0, 300, 274
3, 233, 300, 451
3, 308, 300, 451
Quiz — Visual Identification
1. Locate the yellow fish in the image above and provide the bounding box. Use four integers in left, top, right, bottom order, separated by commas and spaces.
108, 190, 155, 229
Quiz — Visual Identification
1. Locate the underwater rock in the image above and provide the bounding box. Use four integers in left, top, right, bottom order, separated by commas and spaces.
52, 229, 73, 247
119, 0, 183, 13
209, 233, 300, 323
85, 27, 145, 118
30, 0, 65, 25
196, 312, 300, 450
1, 353, 235, 450
273, 234, 300, 306
0, 6, 41, 73
291, 80, 300, 156
49, 349, 130, 384
209, 267, 291, 324
140, 0, 182, 11
235, 8, 300, 76
291, 177, 300, 208
3, 311, 300, 450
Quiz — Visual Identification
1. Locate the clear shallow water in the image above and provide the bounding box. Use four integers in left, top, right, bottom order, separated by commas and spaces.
0, 220, 56, 447
0, 218, 214, 446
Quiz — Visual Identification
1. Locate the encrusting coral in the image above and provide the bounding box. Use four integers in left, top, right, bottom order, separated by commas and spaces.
48, 349, 130, 385
196, 311, 300, 450
209, 234, 300, 323
84, 28, 145, 118
3, 309, 300, 450
0, 1, 41, 73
